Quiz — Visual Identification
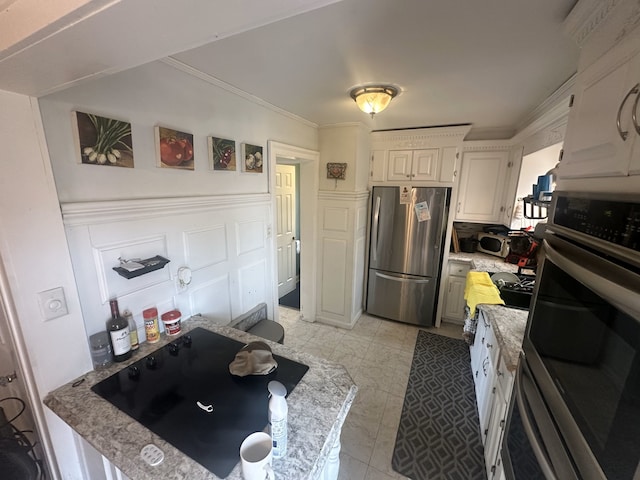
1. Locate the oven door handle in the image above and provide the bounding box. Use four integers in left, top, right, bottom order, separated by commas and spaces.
515, 362, 579, 480
544, 238, 640, 320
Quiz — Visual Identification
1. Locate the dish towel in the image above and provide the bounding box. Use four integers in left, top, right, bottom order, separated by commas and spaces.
464, 271, 504, 317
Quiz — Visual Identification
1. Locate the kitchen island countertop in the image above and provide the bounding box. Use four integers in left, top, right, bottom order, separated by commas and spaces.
44, 316, 357, 480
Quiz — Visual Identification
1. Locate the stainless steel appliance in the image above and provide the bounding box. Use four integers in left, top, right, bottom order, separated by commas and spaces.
366, 186, 449, 326
502, 192, 640, 480
477, 232, 510, 257
91, 328, 308, 478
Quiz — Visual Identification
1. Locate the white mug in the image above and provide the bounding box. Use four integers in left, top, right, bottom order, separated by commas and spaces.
239, 431, 275, 480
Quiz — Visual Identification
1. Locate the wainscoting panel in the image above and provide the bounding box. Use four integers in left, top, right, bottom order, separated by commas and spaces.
322, 207, 349, 232
238, 259, 268, 314
62, 195, 273, 339
236, 220, 266, 257
320, 238, 347, 316
187, 274, 232, 321
183, 225, 228, 270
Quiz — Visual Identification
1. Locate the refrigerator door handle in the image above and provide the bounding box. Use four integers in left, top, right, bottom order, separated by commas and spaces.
375, 271, 431, 284
372, 195, 382, 263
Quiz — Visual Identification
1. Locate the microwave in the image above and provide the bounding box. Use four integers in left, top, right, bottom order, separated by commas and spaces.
477, 233, 510, 257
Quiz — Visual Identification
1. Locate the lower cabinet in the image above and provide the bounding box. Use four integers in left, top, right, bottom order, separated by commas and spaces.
470, 310, 514, 479
442, 260, 471, 323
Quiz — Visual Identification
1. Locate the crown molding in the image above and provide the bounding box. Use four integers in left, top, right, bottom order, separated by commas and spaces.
161, 57, 318, 129
564, 0, 619, 46
61, 193, 271, 227
371, 125, 472, 149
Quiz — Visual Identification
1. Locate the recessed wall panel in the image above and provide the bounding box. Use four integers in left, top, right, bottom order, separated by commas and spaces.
236, 220, 265, 256
184, 225, 227, 270
323, 207, 349, 232
321, 238, 346, 315
188, 275, 232, 322
238, 260, 267, 313
94, 235, 169, 302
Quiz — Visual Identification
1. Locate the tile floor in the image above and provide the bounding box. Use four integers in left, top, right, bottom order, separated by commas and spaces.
277, 307, 464, 480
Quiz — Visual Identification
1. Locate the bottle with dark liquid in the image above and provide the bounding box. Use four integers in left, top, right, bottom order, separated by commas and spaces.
106, 298, 131, 362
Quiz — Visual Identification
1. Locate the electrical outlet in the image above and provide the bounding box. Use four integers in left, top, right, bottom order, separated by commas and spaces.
37, 287, 68, 321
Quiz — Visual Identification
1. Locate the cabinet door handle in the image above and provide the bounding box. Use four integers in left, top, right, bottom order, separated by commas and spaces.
617, 83, 639, 141
457, 202, 461, 213
633, 86, 640, 135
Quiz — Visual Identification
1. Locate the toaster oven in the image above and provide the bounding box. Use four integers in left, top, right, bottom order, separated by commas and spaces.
477, 233, 510, 257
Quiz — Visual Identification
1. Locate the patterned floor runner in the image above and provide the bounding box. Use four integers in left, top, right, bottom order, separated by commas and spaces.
392, 330, 486, 480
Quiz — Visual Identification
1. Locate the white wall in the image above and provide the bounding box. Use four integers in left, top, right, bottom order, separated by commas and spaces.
39, 60, 317, 203
1, 59, 318, 478
0, 89, 92, 479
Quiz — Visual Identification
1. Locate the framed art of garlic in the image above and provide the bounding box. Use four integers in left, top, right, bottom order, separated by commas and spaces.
72, 111, 134, 168
241, 143, 264, 173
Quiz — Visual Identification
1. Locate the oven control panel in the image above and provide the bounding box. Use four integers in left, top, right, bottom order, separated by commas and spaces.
552, 194, 640, 252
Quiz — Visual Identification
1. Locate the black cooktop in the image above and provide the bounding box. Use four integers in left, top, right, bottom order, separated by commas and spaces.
91, 327, 309, 478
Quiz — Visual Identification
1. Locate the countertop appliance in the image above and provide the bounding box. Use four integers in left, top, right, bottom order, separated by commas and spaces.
91, 328, 308, 478
477, 232, 510, 257
502, 192, 640, 480
366, 186, 449, 326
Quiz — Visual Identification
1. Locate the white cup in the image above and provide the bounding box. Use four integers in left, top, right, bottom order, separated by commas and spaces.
239, 432, 275, 480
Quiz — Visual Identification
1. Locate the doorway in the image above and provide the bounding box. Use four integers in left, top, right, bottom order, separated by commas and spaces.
275, 164, 300, 309
0, 275, 47, 479
268, 141, 319, 323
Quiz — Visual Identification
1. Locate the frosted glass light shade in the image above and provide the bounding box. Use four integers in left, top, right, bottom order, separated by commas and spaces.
350, 85, 398, 117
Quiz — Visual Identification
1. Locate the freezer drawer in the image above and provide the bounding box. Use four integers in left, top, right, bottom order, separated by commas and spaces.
366, 269, 437, 326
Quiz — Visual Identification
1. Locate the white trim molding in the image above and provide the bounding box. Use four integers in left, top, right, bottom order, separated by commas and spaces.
61, 193, 271, 226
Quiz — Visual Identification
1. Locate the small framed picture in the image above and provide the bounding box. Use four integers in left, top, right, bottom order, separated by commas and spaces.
208, 136, 237, 171
72, 111, 134, 167
155, 126, 194, 170
241, 143, 264, 173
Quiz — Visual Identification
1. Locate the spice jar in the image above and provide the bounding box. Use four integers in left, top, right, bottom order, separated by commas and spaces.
161, 309, 182, 336
143, 307, 160, 343
89, 331, 113, 370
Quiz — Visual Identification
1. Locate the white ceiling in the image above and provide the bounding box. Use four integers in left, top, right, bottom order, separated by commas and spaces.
1, 0, 580, 138
172, 0, 580, 137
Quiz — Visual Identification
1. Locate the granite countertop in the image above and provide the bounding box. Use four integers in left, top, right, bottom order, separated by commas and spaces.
448, 251, 520, 274
449, 251, 529, 372
44, 317, 357, 480
477, 304, 528, 372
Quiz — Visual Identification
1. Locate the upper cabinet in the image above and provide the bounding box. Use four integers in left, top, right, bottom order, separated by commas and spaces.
559, 0, 640, 181
560, 45, 640, 178
456, 148, 518, 224
387, 149, 440, 181
370, 125, 471, 187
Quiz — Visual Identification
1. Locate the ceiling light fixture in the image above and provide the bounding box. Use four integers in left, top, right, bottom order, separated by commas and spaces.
350, 85, 398, 118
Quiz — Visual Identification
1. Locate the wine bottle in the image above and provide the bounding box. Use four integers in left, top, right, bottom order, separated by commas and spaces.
123, 309, 139, 351
106, 298, 131, 362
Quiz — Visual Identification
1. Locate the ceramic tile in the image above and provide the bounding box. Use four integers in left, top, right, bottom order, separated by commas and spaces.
369, 424, 400, 476
337, 453, 367, 480
381, 393, 404, 429
341, 414, 378, 464
275, 306, 475, 479
365, 466, 407, 480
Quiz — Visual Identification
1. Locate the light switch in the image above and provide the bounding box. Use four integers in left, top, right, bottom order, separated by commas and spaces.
37, 287, 68, 321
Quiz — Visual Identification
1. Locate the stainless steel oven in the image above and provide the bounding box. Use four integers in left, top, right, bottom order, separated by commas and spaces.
502, 192, 640, 480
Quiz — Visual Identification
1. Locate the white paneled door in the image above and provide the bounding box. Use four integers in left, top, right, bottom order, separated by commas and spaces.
275, 164, 297, 298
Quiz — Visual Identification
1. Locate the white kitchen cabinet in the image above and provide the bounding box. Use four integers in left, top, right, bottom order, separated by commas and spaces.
370, 126, 471, 187
559, 42, 640, 179
471, 311, 497, 432
456, 150, 512, 223
469, 310, 515, 479
387, 149, 440, 181
442, 261, 470, 323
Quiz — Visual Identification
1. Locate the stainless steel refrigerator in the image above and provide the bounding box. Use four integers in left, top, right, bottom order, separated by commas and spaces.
366, 186, 450, 326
